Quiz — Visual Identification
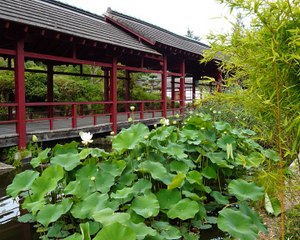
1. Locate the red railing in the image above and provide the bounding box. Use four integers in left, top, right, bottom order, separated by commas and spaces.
0, 100, 184, 136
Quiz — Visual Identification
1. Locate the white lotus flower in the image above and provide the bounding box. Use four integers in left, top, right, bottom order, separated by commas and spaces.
32, 135, 38, 143
130, 106, 135, 111
80, 131, 93, 145
160, 118, 169, 126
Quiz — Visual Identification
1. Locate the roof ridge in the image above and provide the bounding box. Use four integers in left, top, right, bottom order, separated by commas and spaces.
107, 9, 210, 48
39, 0, 105, 21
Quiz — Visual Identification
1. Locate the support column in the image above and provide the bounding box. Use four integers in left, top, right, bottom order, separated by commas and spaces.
216, 68, 223, 93
171, 76, 175, 109
103, 68, 110, 113
47, 63, 54, 118
161, 55, 167, 117
180, 59, 185, 112
192, 77, 196, 100
110, 57, 117, 134
14, 39, 26, 149
125, 70, 130, 112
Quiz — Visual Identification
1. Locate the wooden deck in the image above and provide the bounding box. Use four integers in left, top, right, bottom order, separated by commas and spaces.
0, 111, 176, 148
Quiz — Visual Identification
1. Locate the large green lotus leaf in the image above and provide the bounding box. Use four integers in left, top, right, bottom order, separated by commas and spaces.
182, 190, 202, 201
30, 148, 51, 168
79, 148, 109, 160
42, 164, 64, 179
31, 176, 59, 199
151, 140, 187, 159
201, 166, 217, 179
206, 152, 233, 169
244, 152, 263, 168
138, 161, 169, 184
217, 208, 259, 240
150, 126, 175, 141
167, 198, 199, 220
210, 191, 229, 205
264, 193, 281, 217
22, 197, 45, 214
169, 160, 189, 174
131, 193, 159, 218
111, 187, 135, 202
239, 202, 267, 233
186, 170, 202, 185
93, 222, 136, 240
217, 135, 236, 151
156, 189, 181, 210
62, 233, 82, 240
228, 179, 264, 201
53, 141, 78, 155
112, 123, 149, 153
80, 222, 91, 240
95, 173, 115, 194
152, 221, 181, 239
93, 208, 130, 226
99, 160, 126, 177
180, 128, 203, 140
6, 170, 39, 198
71, 192, 108, 219
50, 152, 81, 171
126, 222, 157, 240
76, 163, 98, 180
167, 173, 185, 189
64, 180, 94, 199
36, 198, 73, 227
132, 179, 152, 194
214, 121, 231, 131
47, 222, 69, 238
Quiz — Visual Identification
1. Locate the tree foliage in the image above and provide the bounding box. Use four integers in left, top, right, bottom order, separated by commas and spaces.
202, 0, 300, 158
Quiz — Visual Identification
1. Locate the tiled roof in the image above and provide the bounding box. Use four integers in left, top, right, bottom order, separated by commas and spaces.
0, 0, 159, 55
105, 9, 210, 56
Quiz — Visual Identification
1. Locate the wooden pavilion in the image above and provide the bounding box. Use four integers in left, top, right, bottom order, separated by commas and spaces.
0, 0, 219, 149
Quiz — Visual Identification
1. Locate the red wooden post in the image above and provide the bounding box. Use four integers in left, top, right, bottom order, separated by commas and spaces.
72, 104, 77, 128
103, 68, 110, 113
216, 68, 223, 93
180, 59, 185, 113
14, 39, 26, 149
171, 76, 175, 109
162, 55, 167, 117
140, 102, 144, 120
192, 77, 196, 101
47, 63, 54, 129
110, 57, 117, 133
125, 70, 130, 113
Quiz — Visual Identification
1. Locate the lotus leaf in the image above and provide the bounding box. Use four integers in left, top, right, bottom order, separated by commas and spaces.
93, 222, 136, 240
182, 190, 202, 201
131, 193, 159, 218
71, 192, 108, 219
201, 166, 217, 179
62, 233, 82, 240
217, 135, 236, 151
50, 152, 81, 171
30, 148, 51, 168
263, 149, 280, 162
53, 141, 78, 155
126, 222, 157, 240
138, 160, 169, 184
152, 221, 181, 239
214, 121, 231, 131
93, 208, 130, 226
170, 160, 189, 174
36, 198, 73, 227
80, 222, 91, 240
168, 173, 185, 189
186, 170, 202, 185
228, 179, 264, 201
167, 198, 199, 220
113, 123, 149, 153
210, 191, 229, 205
206, 152, 233, 169
6, 170, 39, 198
217, 208, 259, 240
156, 189, 181, 209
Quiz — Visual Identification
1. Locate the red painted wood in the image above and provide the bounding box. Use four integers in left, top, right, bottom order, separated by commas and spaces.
72, 104, 77, 128
140, 102, 144, 119
125, 70, 130, 112
117, 65, 162, 74
103, 68, 110, 113
162, 56, 167, 117
24, 51, 112, 68
110, 57, 118, 134
14, 39, 26, 149
0, 48, 16, 56
180, 59, 185, 111
171, 76, 175, 109
47, 63, 54, 120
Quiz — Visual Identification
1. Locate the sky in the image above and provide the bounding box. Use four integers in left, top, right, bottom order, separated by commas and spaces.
57, 0, 235, 44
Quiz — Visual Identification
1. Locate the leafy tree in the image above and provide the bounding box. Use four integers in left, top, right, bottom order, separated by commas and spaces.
202, 0, 300, 159
186, 28, 201, 41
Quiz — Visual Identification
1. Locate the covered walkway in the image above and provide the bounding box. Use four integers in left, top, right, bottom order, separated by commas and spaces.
0, 0, 220, 148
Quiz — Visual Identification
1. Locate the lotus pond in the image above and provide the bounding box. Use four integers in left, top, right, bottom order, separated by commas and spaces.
5, 113, 280, 239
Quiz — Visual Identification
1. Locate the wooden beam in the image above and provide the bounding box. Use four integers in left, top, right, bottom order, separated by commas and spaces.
14, 39, 26, 149
180, 59, 185, 111
110, 57, 117, 134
